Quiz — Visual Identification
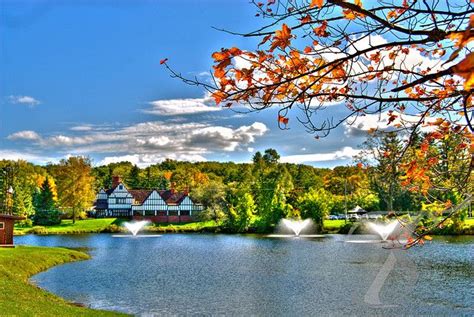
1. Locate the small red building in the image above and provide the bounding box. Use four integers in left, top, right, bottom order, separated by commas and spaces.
0, 214, 24, 247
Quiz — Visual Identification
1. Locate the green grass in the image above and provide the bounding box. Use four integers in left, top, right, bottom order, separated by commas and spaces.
147, 220, 220, 233
14, 218, 119, 235
464, 218, 474, 226
323, 219, 346, 231
0, 245, 126, 316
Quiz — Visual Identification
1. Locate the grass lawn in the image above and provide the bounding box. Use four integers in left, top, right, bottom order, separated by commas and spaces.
14, 218, 118, 235
0, 245, 125, 316
323, 219, 347, 231
147, 220, 220, 233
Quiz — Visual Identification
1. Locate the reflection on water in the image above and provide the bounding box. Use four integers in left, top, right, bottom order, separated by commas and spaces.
16, 234, 474, 316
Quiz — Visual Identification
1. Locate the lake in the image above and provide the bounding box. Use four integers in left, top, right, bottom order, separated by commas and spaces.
17, 234, 473, 316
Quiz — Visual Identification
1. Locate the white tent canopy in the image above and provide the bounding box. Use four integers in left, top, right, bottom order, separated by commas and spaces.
348, 205, 367, 214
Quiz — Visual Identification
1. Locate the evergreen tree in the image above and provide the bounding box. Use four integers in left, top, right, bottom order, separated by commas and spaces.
33, 177, 61, 225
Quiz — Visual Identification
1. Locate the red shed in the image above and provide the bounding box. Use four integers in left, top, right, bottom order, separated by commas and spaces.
0, 214, 24, 247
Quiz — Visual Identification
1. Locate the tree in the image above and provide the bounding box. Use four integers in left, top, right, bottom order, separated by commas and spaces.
33, 177, 61, 226
297, 187, 334, 231
165, 0, 473, 197
263, 148, 280, 164
52, 156, 95, 224
127, 165, 141, 189
359, 131, 420, 211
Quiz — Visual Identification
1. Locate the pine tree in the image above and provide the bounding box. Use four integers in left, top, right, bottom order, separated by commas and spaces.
33, 177, 61, 225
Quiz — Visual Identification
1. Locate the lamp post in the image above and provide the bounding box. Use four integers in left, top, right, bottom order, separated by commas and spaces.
6, 186, 14, 215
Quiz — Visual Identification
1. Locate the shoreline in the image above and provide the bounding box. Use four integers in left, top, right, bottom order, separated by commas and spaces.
13, 218, 474, 236
0, 245, 126, 316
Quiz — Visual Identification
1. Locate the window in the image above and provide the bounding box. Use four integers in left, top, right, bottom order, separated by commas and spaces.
0, 222, 4, 230
116, 198, 126, 204
118, 185, 123, 190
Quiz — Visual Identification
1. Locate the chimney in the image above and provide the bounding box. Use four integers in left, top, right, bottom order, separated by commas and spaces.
184, 186, 189, 195
112, 175, 122, 188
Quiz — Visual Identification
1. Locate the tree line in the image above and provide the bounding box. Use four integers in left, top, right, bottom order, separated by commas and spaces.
0, 131, 471, 231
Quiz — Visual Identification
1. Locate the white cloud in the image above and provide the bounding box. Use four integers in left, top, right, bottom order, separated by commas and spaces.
7, 130, 41, 141
344, 111, 438, 137
98, 153, 207, 168
0, 150, 57, 164
8, 95, 41, 106
144, 97, 221, 116
7, 120, 269, 166
281, 147, 361, 164
70, 125, 93, 131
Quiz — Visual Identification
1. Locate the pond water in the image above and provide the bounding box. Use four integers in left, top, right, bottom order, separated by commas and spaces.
17, 234, 473, 316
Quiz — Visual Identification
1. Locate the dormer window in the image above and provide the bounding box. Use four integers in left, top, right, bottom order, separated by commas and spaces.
119, 185, 123, 190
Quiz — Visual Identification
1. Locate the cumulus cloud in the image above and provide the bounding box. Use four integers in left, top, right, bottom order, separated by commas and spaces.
281, 147, 361, 163
98, 153, 207, 168
8, 95, 41, 106
6, 120, 269, 166
7, 130, 41, 141
144, 96, 221, 116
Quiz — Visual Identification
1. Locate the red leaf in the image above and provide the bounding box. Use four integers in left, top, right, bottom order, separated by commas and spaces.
160, 58, 168, 65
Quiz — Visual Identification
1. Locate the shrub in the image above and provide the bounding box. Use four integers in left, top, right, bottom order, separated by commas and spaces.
29, 226, 48, 235
33, 209, 61, 226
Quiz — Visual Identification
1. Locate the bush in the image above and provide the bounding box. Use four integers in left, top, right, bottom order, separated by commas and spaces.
101, 224, 123, 233
33, 209, 61, 226
17, 218, 33, 228
29, 226, 48, 235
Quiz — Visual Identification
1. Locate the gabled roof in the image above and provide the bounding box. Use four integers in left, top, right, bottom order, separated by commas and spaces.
128, 189, 153, 205
158, 189, 189, 204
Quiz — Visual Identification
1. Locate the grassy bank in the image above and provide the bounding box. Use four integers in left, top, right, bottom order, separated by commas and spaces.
13, 218, 474, 236
14, 218, 119, 235
0, 246, 125, 316
146, 220, 220, 233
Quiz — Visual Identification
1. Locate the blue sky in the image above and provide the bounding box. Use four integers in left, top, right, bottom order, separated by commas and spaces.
0, 0, 371, 167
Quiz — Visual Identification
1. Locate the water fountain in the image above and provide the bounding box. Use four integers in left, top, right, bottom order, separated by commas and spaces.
345, 220, 399, 244
113, 220, 161, 238
282, 218, 312, 236
367, 221, 399, 242
267, 218, 325, 238
124, 220, 150, 236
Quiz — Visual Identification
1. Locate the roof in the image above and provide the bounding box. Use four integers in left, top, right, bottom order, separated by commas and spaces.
0, 214, 26, 220
98, 187, 193, 206
128, 189, 153, 205
158, 190, 188, 204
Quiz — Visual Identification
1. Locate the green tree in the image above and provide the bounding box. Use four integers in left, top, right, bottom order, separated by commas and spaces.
53, 157, 95, 224
33, 177, 61, 225
227, 192, 256, 232
297, 188, 333, 231
127, 165, 141, 189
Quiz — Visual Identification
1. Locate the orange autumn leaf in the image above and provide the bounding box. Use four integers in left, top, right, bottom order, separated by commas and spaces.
212, 50, 229, 62
159, 58, 168, 65
453, 52, 474, 90
343, 9, 356, 20
278, 115, 289, 125
310, 0, 324, 8
354, 0, 362, 6
332, 67, 346, 79
270, 24, 292, 52
313, 21, 328, 37
212, 90, 227, 105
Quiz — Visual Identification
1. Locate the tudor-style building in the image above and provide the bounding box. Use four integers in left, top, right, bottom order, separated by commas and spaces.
93, 176, 203, 223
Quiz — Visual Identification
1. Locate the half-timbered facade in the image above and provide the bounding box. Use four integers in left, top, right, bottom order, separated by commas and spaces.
93, 176, 203, 222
